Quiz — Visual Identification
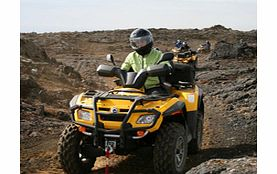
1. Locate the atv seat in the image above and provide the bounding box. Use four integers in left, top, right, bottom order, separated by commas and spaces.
178, 51, 197, 58
166, 63, 195, 88
178, 52, 191, 58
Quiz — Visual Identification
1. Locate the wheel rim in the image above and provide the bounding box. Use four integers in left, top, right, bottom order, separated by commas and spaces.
175, 136, 185, 168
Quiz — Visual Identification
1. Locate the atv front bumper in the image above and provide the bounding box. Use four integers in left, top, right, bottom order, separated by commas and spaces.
69, 91, 177, 149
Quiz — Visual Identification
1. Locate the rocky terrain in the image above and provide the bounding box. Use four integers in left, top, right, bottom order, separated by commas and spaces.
20, 25, 257, 174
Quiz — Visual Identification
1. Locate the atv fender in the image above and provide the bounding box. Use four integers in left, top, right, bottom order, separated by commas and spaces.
163, 101, 198, 142
187, 87, 204, 140
162, 101, 193, 142
186, 111, 197, 139
198, 88, 204, 111
163, 101, 184, 117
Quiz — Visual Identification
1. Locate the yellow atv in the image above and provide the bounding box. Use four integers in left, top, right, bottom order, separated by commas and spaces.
57, 53, 204, 174
172, 48, 198, 69
171, 46, 190, 53
197, 44, 211, 54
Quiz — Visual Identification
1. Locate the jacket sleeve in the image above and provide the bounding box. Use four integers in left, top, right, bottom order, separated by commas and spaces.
121, 54, 132, 71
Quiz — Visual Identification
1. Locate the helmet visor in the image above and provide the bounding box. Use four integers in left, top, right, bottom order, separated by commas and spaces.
130, 35, 153, 49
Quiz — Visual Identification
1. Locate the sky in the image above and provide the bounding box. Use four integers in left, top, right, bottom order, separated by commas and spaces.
20, 0, 257, 33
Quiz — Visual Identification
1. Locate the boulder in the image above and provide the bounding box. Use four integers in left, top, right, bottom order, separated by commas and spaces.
207, 41, 257, 59
186, 157, 256, 174
20, 38, 56, 63
20, 75, 42, 99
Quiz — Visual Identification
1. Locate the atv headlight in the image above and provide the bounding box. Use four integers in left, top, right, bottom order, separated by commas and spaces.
136, 114, 156, 124
77, 110, 92, 121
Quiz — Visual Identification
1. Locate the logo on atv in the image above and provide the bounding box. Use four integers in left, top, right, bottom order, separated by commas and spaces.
111, 107, 118, 113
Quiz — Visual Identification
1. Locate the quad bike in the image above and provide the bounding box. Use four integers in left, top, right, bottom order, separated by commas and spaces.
172, 48, 198, 69
171, 45, 190, 53
197, 44, 210, 54
57, 52, 204, 174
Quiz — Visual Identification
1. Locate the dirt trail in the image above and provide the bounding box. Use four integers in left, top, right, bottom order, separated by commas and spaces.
20, 55, 256, 174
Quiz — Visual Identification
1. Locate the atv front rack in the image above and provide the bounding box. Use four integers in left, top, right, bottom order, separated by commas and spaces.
71, 91, 177, 148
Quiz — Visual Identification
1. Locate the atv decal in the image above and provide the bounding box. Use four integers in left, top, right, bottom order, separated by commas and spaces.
188, 94, 195, 103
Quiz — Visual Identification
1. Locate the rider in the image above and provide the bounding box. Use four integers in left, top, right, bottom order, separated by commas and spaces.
204, 40, 211, 50
175, 39, 183, 49
201, 40, 211, 51
121, 28, 172, 94
182, 41, 190, 51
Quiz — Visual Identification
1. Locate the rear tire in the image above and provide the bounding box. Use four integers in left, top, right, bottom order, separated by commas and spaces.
188, 111, 204, 154
153, 122, 188, 174
57, 124, 96, 174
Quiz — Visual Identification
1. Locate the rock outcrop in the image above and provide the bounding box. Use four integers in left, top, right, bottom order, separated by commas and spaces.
207, 40, 257, 59
187, 157, 256, 174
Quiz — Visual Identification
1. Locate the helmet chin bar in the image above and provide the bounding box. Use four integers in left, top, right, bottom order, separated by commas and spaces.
135, 42, 153, 56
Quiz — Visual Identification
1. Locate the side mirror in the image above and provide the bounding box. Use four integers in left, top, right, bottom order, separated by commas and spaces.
156, 52, 174, 64
106, 54, 116, 66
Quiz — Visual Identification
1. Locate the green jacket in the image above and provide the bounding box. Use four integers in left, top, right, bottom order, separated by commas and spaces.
121, 49, 166, 89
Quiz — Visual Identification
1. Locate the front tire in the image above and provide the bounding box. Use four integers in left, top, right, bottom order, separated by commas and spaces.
57, 124, 96, 174
153, 122, 188, 174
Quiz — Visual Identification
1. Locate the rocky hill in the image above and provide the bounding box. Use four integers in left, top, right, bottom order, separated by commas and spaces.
20, 25, 257, 174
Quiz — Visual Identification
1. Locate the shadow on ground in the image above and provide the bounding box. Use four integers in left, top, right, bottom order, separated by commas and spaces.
90, 144, 256, 174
